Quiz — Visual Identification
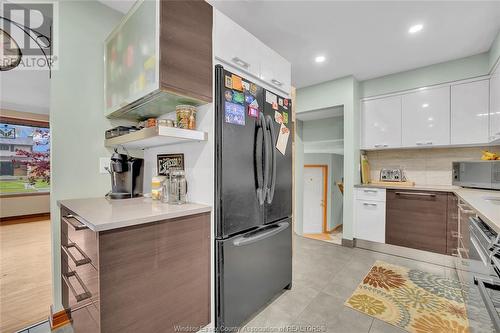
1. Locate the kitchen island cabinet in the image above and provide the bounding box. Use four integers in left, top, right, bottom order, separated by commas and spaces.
58, 198, 211, 333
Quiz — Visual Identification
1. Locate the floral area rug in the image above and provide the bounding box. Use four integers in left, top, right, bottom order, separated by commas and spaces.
344, 260, 469, 333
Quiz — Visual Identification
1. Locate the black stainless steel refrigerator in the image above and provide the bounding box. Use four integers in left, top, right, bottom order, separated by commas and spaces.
215, 65, 293, 329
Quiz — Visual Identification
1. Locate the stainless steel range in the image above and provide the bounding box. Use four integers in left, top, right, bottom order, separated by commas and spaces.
455, 200, 500, 332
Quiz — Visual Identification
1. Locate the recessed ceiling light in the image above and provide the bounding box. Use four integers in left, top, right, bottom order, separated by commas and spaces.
315, 55, 326, 63
409, 24, 423, 34
422, 103, 429, 108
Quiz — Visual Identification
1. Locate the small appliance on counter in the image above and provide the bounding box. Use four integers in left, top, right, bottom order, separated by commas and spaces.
380, 168, 406, 182
452, 160, 500, 190
106, 149, 144, 199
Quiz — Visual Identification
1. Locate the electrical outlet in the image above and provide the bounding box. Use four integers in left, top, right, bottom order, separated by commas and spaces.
99, 157, 110, 174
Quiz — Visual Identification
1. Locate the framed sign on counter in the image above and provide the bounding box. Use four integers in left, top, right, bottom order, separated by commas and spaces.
157, 153, 184, 176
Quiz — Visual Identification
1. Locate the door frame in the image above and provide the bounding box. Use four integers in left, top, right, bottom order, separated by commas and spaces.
303, 164, 328, 233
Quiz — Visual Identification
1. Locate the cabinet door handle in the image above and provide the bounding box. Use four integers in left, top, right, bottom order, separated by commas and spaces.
363, 189, 378, 193
61, 243, 91, 267
395, 192, 436, 197
62, 215, 88, 231
62, 271, 92, 302
231, 57, 250, 69
416, 142, 424, 146
426, 141, 433, 145
271, 79, 283, 86
363, 202, 378, 207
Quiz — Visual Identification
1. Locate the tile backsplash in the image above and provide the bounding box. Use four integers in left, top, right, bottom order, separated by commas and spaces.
365, 146, 500, 186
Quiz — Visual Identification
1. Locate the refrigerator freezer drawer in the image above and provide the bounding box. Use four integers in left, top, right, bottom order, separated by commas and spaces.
216, 219, 292, 329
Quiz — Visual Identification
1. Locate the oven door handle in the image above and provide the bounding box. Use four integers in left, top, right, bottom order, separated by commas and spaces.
475, 276, 500, 332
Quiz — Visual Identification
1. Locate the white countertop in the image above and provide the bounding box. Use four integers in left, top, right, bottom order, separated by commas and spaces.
354, 183, 461, 192
454, 188, 500, 234
58, 197, 211, 232
356, 183, 500, 233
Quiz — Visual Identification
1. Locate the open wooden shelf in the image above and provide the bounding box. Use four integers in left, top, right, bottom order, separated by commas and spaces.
104, 126, 208, 149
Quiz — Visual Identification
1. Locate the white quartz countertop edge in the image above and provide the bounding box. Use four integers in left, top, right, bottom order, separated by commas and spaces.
57, 197, 212, 232
356, 184, 500, 233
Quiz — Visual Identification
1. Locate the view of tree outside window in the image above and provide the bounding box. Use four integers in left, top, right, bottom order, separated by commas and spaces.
0, 123, 50, 194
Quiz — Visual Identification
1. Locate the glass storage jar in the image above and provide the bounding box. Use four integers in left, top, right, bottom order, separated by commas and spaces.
168, 169, 187, 204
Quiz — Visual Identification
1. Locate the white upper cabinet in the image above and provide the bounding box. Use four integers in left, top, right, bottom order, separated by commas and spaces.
214, 10, 261, 78
213, 10, 291, 96
402, 86, 450, 147
260, 45, 292, 95
361, 96, 402, 149
490, 64, 500, 142
451, 80, 490, 145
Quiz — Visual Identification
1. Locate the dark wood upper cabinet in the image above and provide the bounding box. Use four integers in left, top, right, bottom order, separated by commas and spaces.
104, 0, 213, 120
386, 190, 448, 254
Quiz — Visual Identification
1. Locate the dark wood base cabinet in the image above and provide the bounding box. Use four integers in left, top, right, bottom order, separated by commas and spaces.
386, 190, 457, 255
60, 206, 211, 333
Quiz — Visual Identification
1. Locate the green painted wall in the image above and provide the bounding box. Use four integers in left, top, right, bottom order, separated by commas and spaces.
50, 1, 123, 310
302, 117, 343, 142
360, 53, 490, 98
294, 120, 304, 235
491, 31, 500, 71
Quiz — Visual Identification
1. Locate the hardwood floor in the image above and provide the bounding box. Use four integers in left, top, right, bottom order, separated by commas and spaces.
0, 219, 52, 333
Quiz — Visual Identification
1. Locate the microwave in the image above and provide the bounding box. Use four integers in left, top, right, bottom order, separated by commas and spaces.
452, 161, 500, 190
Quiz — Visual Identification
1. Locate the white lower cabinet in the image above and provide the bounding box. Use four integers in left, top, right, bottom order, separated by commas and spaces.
355, 188, 386, 243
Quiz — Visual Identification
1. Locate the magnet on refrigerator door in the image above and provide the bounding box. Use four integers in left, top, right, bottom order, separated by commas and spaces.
225, 75, 232, 89
232, 91, 245, 104
276, 123, 290, 155
232, 74, 243, 91
224, 90, 233, 102
248, 106, 259, 118
225, 102, 246, 126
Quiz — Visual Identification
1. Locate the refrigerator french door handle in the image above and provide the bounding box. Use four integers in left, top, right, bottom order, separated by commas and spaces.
261, 112, 270, 206
232, 221, 289, 247
265, 115, 277, 204
255, 122, 265, 205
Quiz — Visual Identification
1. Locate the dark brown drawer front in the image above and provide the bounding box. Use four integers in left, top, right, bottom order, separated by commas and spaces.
61, 212, 98, 268
386, 190, 448, 254
61, 252, 99, 309
71, 303, 100, 333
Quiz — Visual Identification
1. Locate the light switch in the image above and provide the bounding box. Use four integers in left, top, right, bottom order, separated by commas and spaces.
99, 157, 110, 174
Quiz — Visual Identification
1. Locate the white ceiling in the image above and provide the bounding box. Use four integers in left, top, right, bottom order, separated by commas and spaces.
211, 1, 500, 88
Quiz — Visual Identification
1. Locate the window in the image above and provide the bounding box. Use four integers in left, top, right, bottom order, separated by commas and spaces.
0, 122, 50, 194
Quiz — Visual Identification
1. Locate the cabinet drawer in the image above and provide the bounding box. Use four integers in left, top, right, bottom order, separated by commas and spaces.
71, 303, 100, 333
356, 188, 386, 201
62, 254, 99, 309
61, 213, 98, 268
355, 200, 386, 243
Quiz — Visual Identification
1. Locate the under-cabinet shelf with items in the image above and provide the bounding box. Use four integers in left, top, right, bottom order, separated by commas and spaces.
104, 126, 208, 149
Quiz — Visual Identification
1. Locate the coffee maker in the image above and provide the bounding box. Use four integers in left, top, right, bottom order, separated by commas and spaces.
106, 149, 144, 199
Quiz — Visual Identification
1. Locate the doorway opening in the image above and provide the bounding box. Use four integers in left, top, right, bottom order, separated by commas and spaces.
296, 106, 344, 244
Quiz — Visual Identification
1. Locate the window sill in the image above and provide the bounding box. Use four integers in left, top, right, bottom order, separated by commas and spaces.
0, 191, 50, 199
